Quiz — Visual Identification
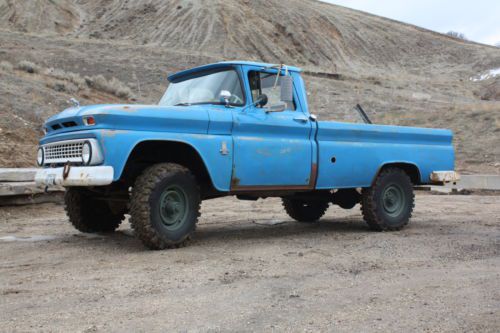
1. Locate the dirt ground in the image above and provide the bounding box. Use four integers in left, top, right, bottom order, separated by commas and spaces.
0, 193, 499, 332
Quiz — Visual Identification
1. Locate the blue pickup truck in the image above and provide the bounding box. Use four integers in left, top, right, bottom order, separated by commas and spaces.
35, 61, 459, 249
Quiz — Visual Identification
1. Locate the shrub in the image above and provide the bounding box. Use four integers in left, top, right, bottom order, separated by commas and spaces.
45, 67, 86, 89
16, 60, 41, 74
446, 31, 467, 40
0, 61, 13, 71
85, 75, 133, 99
46, 81, 78, 94
479, 79, 500, 101
108, 77, 133, 98
13, 60, 132, 99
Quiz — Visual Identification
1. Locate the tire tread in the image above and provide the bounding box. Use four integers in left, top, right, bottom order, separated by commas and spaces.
361, 167, 414, 231
64, 188, 124, 233
129, 163, 200, 250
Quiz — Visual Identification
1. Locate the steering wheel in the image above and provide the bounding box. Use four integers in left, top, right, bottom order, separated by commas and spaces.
230, 94, 244, 105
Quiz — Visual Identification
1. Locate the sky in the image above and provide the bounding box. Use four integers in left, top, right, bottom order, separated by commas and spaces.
320, 0, 500, 46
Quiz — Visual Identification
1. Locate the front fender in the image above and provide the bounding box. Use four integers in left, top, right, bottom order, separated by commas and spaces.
97, 129, 233, 191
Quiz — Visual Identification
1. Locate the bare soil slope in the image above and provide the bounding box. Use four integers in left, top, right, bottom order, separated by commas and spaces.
0, 0, 499, 172
0, 0, 80, 34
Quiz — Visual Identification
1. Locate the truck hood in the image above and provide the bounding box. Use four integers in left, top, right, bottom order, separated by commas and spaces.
44, 104, 210, 135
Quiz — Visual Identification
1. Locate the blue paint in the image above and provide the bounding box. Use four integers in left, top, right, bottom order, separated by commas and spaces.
38, 61, 456, 192
231, 64, 313, 186
315, 122, 454, 187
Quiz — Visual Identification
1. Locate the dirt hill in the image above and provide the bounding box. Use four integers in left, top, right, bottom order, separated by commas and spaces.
0, 0, 499, 172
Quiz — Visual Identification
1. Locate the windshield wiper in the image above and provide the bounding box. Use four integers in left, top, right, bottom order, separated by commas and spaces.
192, 102, 220, 106
174, 102, 191, 106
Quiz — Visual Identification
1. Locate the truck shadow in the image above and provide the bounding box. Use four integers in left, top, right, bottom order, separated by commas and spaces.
62, 217, 393, 252
91, 217, 373, 251
193, 218, 371, 245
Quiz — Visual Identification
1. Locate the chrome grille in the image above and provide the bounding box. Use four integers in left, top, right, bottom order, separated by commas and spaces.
40, 138, 103, 166
43, 140, 84, 164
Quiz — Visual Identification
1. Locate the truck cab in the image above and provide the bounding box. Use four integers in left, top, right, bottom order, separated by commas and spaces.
35, 61, 459, 250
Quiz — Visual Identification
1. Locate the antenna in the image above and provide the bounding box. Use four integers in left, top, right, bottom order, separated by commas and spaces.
355, 104, 372, 124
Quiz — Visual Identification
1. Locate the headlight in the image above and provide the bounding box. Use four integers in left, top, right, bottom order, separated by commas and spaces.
82, 141, 92, 165
37, 147, 44, 166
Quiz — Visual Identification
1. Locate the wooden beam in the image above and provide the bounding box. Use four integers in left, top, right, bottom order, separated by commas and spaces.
0, 182, 63, 197
444, 175, 500, 190
0, 168, 38, 182
0, 192, 64, 206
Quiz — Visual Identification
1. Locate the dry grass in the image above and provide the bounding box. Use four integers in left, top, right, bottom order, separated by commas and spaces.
0, 60, 13, 71
479, 78, 500, 101
13, 60, 134, 99
45, 80, 79, 94
44, 67, 87, 89
84, 75, 133, 99
16, 60, 41, 74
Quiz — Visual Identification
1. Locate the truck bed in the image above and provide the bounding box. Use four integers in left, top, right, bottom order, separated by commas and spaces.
315, 121, 455, 189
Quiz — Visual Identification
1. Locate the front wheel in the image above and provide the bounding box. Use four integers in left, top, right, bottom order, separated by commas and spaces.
130, 163, 201, 250
65, 188, 125, 233
361, 168, 414, 231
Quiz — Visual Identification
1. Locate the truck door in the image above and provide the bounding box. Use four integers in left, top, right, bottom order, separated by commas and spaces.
231, 69, 315, 190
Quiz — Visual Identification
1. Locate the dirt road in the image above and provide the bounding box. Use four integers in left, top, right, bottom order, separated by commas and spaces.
1, 193, 499, 332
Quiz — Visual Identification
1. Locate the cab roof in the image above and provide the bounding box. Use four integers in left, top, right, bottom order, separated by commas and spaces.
167, 61, 302, 82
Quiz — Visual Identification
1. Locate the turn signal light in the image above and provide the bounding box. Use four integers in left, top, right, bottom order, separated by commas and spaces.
83, 116, 96, 126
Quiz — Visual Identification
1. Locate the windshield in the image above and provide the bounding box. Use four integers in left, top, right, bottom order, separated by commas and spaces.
159, 69, 245, 106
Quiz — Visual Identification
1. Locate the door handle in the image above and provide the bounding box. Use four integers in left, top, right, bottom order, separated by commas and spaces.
293, 117, 308, 123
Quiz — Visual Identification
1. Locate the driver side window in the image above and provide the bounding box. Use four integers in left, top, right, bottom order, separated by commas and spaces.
248, 71, 296, 110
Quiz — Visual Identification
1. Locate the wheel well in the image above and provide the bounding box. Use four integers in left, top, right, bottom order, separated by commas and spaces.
377, 163, 421, 185
120, 140, 214, 194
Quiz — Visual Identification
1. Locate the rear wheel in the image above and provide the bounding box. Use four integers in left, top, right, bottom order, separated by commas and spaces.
130, 163, 201, 250
65, 188, 125, 233
361, 168, 414, 231
282, 198, 329, 223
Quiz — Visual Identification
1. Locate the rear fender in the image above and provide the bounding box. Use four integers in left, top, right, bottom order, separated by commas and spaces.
372, 162, 422, 185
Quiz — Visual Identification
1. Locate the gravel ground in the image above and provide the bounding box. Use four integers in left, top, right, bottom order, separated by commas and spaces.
0, 193, 499, 332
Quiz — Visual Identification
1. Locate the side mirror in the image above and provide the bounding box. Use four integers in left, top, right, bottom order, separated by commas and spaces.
257, 94, 268, 107
219, 90, 231, 107
280, 76, 294, 103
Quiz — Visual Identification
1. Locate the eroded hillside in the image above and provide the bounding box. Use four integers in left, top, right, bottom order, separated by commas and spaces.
0, 0, 499, 172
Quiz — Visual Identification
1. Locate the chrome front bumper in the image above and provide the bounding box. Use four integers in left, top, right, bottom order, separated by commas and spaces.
35, 166, 114, 187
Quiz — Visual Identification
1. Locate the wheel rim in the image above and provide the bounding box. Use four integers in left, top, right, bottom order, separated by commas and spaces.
382, 184, 405, 218
159, 186, 188, 230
